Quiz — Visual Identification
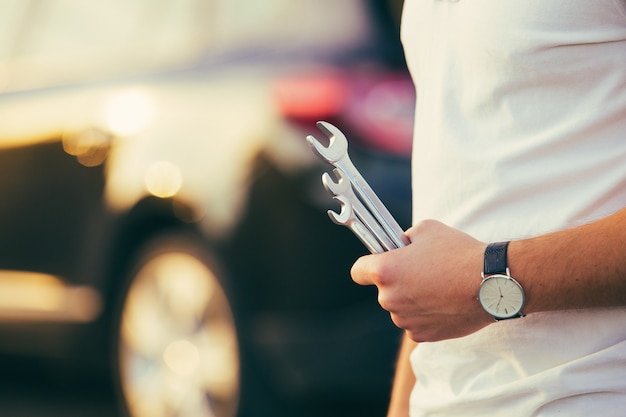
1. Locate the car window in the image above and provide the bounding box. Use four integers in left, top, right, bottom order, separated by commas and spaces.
207, 0, 371, 54
0, 0, 210, 92
0, 0, 371, 93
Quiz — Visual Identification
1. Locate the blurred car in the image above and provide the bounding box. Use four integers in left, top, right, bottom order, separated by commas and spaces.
0, 1, 414, 416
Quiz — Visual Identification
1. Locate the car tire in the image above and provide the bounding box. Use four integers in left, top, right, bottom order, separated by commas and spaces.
110, 231, 240, 417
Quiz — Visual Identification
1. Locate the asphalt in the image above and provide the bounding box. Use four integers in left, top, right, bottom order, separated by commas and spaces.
0, 356, 389, 417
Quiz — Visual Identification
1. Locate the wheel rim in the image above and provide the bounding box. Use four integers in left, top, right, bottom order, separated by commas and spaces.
118, 251, 239, 417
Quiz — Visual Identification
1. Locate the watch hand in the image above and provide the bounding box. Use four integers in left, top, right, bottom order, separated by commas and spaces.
496, 281, 504, 311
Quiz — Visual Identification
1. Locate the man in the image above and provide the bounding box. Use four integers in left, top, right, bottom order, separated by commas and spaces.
350, 1, 626, 416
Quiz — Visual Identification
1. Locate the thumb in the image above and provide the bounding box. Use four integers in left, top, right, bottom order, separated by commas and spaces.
350, 253, 384, 287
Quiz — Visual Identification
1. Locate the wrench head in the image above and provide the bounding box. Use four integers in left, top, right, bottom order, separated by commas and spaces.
306, 121, 348, 164
327, 195, 352, 226
321, 168, 350, 195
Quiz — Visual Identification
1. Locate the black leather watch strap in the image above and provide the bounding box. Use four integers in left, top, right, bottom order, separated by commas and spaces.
484, 241, 510, 275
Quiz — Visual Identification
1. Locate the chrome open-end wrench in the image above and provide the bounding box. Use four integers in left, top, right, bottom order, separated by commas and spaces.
322, 168, 396, 251
307, 121, 409, 249
327, 195, 385, 254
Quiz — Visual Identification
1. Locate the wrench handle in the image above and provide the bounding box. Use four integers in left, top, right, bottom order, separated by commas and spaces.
327, 209, 385, 254
351, 218, 386, 254
336, 160, 409, 249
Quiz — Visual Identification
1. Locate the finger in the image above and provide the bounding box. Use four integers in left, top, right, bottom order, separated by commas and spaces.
350, 253, 382, 286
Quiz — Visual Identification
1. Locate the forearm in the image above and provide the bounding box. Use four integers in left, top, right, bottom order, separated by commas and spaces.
510, 207, 626, 314
387, 334, 417, 417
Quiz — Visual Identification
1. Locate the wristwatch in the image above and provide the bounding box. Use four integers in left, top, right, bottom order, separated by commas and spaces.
478, 241, 525, 320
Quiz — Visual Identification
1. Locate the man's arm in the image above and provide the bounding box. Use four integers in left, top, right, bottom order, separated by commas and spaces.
510, 207, 626, 314
351, 207, 626, 342
387, 334, 417, 417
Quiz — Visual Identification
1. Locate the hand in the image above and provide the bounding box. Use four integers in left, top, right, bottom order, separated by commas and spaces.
351, 220, 493, 342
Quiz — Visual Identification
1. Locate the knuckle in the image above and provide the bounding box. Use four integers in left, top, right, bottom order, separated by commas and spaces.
389, 312, 412, 331
409, 218, 442, 237
377, 291, 393, 312
371, 263, 393, 287
406, 330, 427, 343
378, 287, 407, 312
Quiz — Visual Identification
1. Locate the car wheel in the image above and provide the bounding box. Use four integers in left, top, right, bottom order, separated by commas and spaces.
112, 232, 240, 417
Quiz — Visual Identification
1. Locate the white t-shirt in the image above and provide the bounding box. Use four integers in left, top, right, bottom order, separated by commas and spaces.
401, 1, 626, 416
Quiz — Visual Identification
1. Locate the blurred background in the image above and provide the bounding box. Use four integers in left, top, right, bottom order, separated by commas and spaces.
0, 1, 413, 416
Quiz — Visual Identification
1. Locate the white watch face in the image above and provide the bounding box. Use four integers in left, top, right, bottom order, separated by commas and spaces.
479, 274, 525, 319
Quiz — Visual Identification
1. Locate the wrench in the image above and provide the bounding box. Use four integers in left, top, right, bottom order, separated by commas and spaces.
322, 168, 396, 251
327, 195, 385, 254
307, 121, 409, 248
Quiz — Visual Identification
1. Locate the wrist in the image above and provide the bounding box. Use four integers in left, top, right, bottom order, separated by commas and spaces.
507, 239, 537, 314
478, 241, 526, 320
